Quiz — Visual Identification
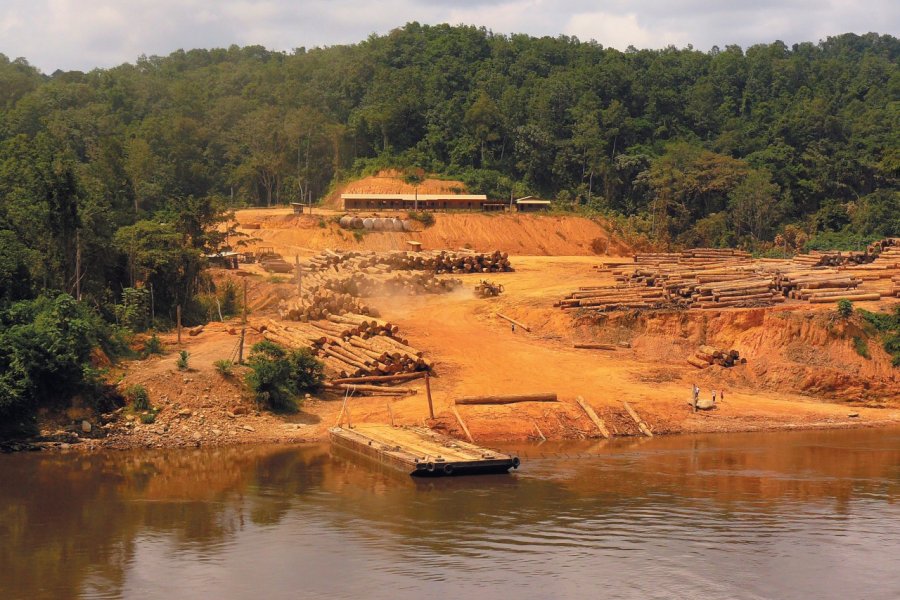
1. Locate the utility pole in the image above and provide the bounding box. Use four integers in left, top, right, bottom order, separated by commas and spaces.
239, 278, 248, 364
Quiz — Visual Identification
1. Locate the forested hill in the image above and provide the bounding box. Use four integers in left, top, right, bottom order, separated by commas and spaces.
2, 24, 898, 248
0, 23, 897, 432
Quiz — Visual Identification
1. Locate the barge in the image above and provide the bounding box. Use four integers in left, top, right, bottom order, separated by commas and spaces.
329, 424, 520, 477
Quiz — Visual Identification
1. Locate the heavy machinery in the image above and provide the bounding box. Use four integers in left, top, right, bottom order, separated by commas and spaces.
474, 280, 504, 298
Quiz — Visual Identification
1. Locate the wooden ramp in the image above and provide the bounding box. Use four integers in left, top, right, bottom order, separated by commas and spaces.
329, 424, 520, 477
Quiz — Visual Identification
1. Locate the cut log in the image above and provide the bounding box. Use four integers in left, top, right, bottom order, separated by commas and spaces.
496, 312, 531, 332
575, 396, 611, 439
455, 393, 558, 405
326, 383, 417, 396
329, 372, 426, 385
622, 401, 653, 437
809, 293, 880, 303
451, 405, 475, 443
573, 343, 617, 350
687, 356, 710, 369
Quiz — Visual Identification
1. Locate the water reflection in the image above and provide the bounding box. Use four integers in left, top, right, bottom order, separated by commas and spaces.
1, 428, 898, 600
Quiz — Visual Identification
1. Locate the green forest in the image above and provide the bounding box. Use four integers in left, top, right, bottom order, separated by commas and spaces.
0, 23, 897, 432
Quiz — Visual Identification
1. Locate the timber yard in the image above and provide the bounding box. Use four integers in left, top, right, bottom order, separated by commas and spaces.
55, 174, 899, 459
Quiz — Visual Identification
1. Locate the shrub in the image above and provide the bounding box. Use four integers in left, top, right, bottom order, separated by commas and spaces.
353, 231, 364, 242
143, 333, 164, 356
0, 294, 115, 434
837, 299, 853, 318
407, 211, 435, 227
140, 412, 156, 424
219, 280, 240, 317
176, 350, 190, 371
125, 384, 151, 410
245, 340, 323, 412
214, 359, 233, 377
852, 336, 870, 359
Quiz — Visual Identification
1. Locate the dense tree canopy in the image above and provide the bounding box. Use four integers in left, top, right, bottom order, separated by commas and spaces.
1, 24, 896, 253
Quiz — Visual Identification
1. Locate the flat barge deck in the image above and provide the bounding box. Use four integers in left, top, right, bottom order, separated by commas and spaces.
329, 424, 520, 477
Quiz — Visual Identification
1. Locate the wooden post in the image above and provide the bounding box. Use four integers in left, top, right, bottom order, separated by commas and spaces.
387, 402, 395, 427
238, 328, 245, 365
575, 396, 611, 439
242, 279, 248, 324
451, 405, 474, 443
176, 305, 182, 344
425, 373, 435, 419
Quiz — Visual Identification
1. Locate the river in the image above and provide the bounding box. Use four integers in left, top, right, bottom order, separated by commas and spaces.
1, 427, 898, 600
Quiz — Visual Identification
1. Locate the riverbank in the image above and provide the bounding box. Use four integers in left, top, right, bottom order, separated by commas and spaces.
15, 254, 899, 453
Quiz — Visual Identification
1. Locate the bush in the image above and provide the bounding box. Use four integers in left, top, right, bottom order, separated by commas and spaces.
140, 412, 156, 424
407, 211, 435, 227
219, 280, 240, 317
0, 294, 115, 434
214, 359, 233, 377
837, 299, 853, 318
125, 384, 151, 410
143, 333, 164, 356
858, 307, 900, 368
176, 350, 190, 371
245, 340, 324, 412
852, 336, 870, 359
117, 287, 152, 332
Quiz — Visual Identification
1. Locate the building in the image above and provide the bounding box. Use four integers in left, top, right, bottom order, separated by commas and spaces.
516, 199, 552, 212
341, 193, 488, 211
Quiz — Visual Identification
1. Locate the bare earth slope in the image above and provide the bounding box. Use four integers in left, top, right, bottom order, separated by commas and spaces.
233, 208, 630, 256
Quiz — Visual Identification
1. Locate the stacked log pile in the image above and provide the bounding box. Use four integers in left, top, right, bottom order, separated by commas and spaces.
279, 289, 374, 321
562, 241, 900, 314
263, 315, 432, 381
300, 249, 513, 275
687, 345, 746, 369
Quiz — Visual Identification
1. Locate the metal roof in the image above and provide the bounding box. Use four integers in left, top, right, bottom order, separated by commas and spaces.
516, 199, 552, 205
341, 193, 487, 201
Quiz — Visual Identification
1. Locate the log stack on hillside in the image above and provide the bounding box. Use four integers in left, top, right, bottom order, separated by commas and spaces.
687, 345, 745, 369
299, 249, 513, 275
561, 241, 900, 314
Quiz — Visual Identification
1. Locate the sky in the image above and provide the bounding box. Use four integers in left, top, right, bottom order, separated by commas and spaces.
1, 0, 897, 73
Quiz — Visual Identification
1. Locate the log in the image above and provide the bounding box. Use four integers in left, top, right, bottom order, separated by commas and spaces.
329, 372, 426, 385
622, 401, 653, 437
575, 396, 610, 439
326, 383, 417, 395
496, 312, 531, 332
188, 325, 204, 337
809, 293, 880, 303
455, 393, 557, 405
451, 405, 475, 443
687, 356, 710, 369
573, 343, 617, 350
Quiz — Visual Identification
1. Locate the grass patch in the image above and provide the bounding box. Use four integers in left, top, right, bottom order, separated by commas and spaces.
125, 384, 151, 411
214, 359, 233, 377
852, 336, 870, 359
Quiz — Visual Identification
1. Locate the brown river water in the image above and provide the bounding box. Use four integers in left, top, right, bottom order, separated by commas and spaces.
1, 427, 899, 600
